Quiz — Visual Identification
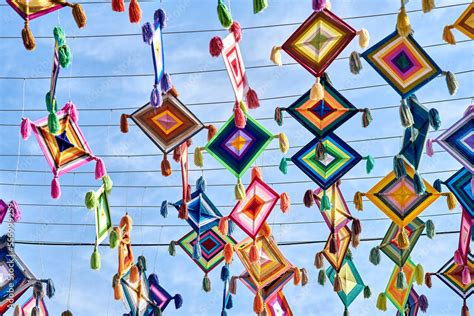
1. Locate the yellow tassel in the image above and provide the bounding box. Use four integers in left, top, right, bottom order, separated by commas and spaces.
357, 29, 370, 49
194, 147, 203, 167
445, 192, 457, 210
443, 25, 456, 45
270, 46, 282, 65
397, 5, 411, 37
353, 192, 364, 211
71, 3, 87, 28
22, 20, 35, 51
397, 227, 410, 250
422, 0, 436, 13
310, 78, 324, 101
278, 133, 289, 154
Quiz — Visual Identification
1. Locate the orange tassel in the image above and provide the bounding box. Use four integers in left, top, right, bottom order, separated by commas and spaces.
249, 241, 259, 263
112, 0, 124, 12
161, 154, 172, 177
120, 114, 129, 133
259, 222, 272, 238
218, 217, 229, 235
251, 166, 263, 181
206, 125, 217, 141
293, 267, 301, 285
129, 265, 139, 283
178, 203, 188, 220
128, 0, 141, 23
253, 292, 264, 314
224, 243, 234, 264
280, 192, 290, 213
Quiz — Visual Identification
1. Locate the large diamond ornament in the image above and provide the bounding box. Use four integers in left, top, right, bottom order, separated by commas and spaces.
292, 133, 362, 189
314, 183, 352, 233
322, 226, 351, 272
450, 3, 474, 40
435, 254, 473, 300
362, 31, 441, 98
282, 9, 356, 77
326, 257, 365, 309
239, 269, 295, 303
265, 291, 293, 316
385, 259, 417, 313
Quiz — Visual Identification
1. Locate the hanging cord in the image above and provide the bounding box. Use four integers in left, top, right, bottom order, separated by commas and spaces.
66, 173, 77, 310
153, 226, 163, 272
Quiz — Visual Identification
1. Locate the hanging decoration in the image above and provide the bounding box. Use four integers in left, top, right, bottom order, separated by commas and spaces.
21, 102, 107, 199
194, 113, 288, 200
148, 273, 183, 314
84, 175, 115, 270
111, 0, 142, 23
0, 199, 21, 224
215, 0, 269, 29
442, 3, 474, 45
270, 0, 369, 101
395, 288, 429, 316
7, 0, 86, 50
209, 21, 260, 124
263, 290, 293, 316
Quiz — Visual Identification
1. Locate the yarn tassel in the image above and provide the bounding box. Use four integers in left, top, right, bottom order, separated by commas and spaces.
217, 0, 233, 28
329, 235, 337, 254
202, 274, 211, 292
20, 118, 32, 140
218, 217, 229, 235
142, 22, 153, 44
129, 265, 139, 283
168, 240, 176, 256
426, 219, 436, 239
112, 0, 124, 12
312, 0, 327, 11
397, 4, 411, 37
454, 249, 463, 265
315, 252, 324, 269
22, 20, 36, 51
462, 301, 470, 316
120, 114, 129, 133
229, 21, 242, 42
349, 52, 362, 75
397, 227, 410, 250
51, 176, 61, 199
278, 133, 289, 154
353, 192, 364, 211
220, 264, 230, 282
428, 108, 441, 130
270, 46, 282, 66
90, 248, 101, 270
161, 154, 172, 177
150, 85, 162, 108
209, 36, 224, 57
249, 241, 259, 263
251, 166, 263, 181
376, 293, 387, 311
279, 157, 289, 175
224, 243, 233, 264
396, 270, 407, 289
206, 125, 217, 141
318, 269, 326, 286
413, 171, 426, 195
433, 179, 442, 192
280, 192, 290, 213
361, 108, 372, 127
351, 218, 362, 248
422, 0, 436, 13
363, 286, 372, 299
400, 100, 414, 127
303, 189, 314, 208
301, 268, 309, 286
292, 266, 301, 285
71, 3, 87, 28
333, 273, 342, 292
253, 292, 264, 314
356, 29, 370, 48
194, 147, 204, 168
128, 0, 142, 23
320, 190, 331, 211
415, 263, 425, 285
462, 266, 472, 285
274, 107, 283, 126
425, 273, 432, 288
246, 88, 260, 109
173, 146, 182, 163
444, 71, 459, 95
426, 138, 434, 156
192, 240, 202, 260
259, 222, 271, 238
48, 112, 60, 135
178, 203, 188, 220
419, 294, 429, 312
95, 158, 107, 180
393, 155, 407, 178
310, 77, 324, 101
363, 155, 375, 174
229, 276, 238, 295
253, 0, 268, 14
369, 246, 381, 265
443, 25, 456, 45
315, 140, 326, 161
234, 102, 246, 128
161, 73, 172, 93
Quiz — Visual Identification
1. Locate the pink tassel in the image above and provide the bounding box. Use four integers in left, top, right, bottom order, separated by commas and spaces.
229, 21, 242, 42
209, 36, 223, 57
63, 101, 79, 122
20, 118, 31, 140
234, 102, 246, 128
51, 176, 61, 199
280, 192, 290, 213
95, 158, 107, 180
9, 201, 21, 222
246, 88, 260, 109
454, 249, 463, 265
462, 266, 471, 285
426, 139, 434, 157
312, 0, 326, 11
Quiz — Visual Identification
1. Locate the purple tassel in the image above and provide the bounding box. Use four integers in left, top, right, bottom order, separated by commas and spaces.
8, 201, 21, 222
419, 294, 429, 312
148, 273, 159, 286
20, 117, 31, 140
150, 86, 162, 108
154, 9, 167, 29
426, 139, 434, 156
142, 22, 154, 45
173, 294, 183, 309
161, 73, 172, 93
312, 0, 326, 11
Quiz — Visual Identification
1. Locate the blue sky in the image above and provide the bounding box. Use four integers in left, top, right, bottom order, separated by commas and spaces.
0, 0, 472, 315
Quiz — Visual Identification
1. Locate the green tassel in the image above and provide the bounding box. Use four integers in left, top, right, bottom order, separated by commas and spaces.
217, 0, 233, 28
168, 240, 176, 256
396, 270, 407, 289
369, 246, 381, 266
428, 108, 441, 131
343, 307, 349, 316
53, 26, 66, 46
415, 264, 424, 285
413, 171, 426, 195
235, 180, 245, 200
48, 112, 60, 135
444, 71, 458, 95
90, 248, 101, 270
320, 191, 331, 211
376, 293, 387, 311
45, 92, 57, 113
109, 229, 119, 249
364, 155, 375, 174
58, 44, 72, 68
317, 269, 326, 286
202, 274, 211, 292
103, 175, 113, 193
425, 219, 436, 239
363, 285, 372, 299
84, 191, 98, 209
253, 0, 268, 13
279, 157, 289, 175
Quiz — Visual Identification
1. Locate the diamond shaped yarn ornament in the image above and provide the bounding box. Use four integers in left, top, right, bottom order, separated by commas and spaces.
395, 289, 424, 316
314, 183, 354, 234
320, 226, 352, 272
429, 105, 473, 173
239, 268, 295, 303
362, 31, 443, 98
21, 102, 107, 199
326, 257, 367, 311
445, 168, 473, 218
443, 3, 474, 44
148, 273, 183, 313
291, 133, 362, 190
383, 259, 417, 313
119, 262, 154, 316
264, 291, 293, 316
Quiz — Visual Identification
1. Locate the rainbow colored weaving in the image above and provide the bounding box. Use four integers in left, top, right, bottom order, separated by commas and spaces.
385, 259, 417, 313
445, 168, 473, 218
239, 269, 295, 303
291, 134, 362, 189
235, 236, 292, 289
229, 177, 280, 239
265, 291, 293, 316
379, 217, 425, 267
314, 184, 352, 233
362, 164, 439, 228
281, 9, 356, 77
281, 76, 359, 137
444, 3, 474, 43
322, 226, 352, 272
326, 257, 366, 312
178, 226, 237, 274
396, 289, 422, 316
21, 296, 49, 316
127, 92, 204, 154
120, 267, 153, 316
431, 105, 473, 173
205, 113, 274, 178
362, 31, 441, 98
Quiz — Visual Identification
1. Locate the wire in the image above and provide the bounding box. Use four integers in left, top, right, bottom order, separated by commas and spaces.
12, 230, 460, 247
14, 211, 461, 229
0, 3, 468, 38
0, 169, 458, 189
